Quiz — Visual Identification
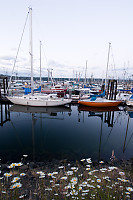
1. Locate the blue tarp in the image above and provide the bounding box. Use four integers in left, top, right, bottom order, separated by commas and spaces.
24, 86, 41, 95
130, 95, 133, 99
90, 90, 105, 99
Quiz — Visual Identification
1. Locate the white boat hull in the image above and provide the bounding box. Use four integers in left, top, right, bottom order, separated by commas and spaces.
7, 94, 72, 107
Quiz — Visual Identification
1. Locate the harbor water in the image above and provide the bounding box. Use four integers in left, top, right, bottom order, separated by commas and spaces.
0, 103, 133, 163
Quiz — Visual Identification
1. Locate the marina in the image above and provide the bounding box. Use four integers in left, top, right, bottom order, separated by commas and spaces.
1, 1, 133, 198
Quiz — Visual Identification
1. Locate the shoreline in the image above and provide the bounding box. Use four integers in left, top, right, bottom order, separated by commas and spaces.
0, 157, 133, 199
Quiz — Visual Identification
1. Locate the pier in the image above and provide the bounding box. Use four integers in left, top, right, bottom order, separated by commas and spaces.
106, 79, 117, 100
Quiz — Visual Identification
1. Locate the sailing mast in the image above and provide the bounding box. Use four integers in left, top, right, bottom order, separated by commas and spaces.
84, 60, 87, 83
30, 7, 34, 94
105, 42, 111, 92
40, 41, 42, 87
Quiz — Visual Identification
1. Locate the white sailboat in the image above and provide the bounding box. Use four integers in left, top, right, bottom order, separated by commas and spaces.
7, 8, 72, 107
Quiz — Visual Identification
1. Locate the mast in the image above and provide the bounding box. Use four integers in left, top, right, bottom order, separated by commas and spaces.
105, 42, 111, 92
85, 60, 87, 83
30, 7, 34, 94
40, 41, 42, 87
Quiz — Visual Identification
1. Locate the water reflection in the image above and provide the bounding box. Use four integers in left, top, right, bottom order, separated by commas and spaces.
78, 105, 122, 161
0, 103, 10, 126
8, 105, 72, 115
0, 103, 133, 163
78, 105, 120, 127
123, 106, 133, 154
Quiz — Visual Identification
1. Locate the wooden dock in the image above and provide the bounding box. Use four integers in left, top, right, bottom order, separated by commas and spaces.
0, 76, 11, 103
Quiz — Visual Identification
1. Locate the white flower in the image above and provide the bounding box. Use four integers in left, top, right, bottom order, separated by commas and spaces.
99, 161, 104, 164
11, 177, 20, 183
86, 160, 92, 164
126, 187, 133, 192
61, 176, 67, 180
108, 166, 117, 170
67, 171, 73, 175
52, 172, 58, 175
79, 186, 82, 191
4, 173, 12, 178
86, 168, 90, 171
119, 171, 125, 176
20, 173, 26, 176
80, 159, 85, 162
7, 165, 13, 169
2, 191, 6, 193
48, 173, 53, 176
37, 171, 43, 174
58, 166, 64, 169
100, 168, 107, 171
97, 179, 101, 183
19, 195, 25, 199
15, 182, 22, 188
70, 189, 78, 196
16, 162, 23, 167
71, 177, 78, 185
10, 163, 16, 168
86, 165, 91, 167
10, 182, 22, 189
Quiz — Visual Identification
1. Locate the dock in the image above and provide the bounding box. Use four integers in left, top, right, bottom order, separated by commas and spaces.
0, 76, 11, 103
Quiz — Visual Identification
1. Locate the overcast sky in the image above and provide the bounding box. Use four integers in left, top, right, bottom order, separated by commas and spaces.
0, 0, 133, 79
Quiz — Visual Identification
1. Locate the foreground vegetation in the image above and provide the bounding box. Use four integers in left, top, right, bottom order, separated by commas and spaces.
0, 156, 133, 199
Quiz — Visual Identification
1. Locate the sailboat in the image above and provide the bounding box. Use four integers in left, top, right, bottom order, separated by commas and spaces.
78, 43, 121, 108
7, 8, 72, 107
78, 97, 121, 107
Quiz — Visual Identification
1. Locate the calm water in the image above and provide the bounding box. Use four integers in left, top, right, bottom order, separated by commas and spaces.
0, 103, 133, 163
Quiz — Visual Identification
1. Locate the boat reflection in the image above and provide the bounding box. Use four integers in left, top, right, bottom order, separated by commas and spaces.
8, 104, 72, 115
78, 105, 120, 112
125, 106, 133, 118
78, 105, 120, 127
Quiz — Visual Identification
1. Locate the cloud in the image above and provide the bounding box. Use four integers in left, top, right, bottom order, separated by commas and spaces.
0, 56, 15, 61
47, 59, 84, 77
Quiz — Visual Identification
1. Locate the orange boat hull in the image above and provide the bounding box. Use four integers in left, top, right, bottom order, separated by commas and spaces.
78, 100, 121, 107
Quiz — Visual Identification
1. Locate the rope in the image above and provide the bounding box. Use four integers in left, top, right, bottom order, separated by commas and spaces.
8, 8, 30, 89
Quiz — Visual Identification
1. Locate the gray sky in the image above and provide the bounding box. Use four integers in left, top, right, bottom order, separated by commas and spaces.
0, 0, 133, 79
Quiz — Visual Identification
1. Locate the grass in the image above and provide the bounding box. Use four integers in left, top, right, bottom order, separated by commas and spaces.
0, 156, 133, 199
